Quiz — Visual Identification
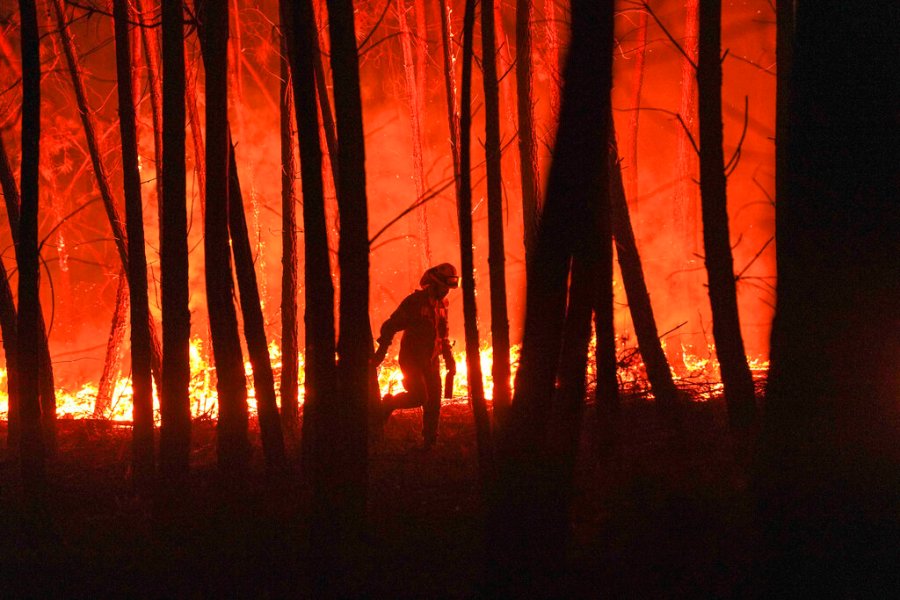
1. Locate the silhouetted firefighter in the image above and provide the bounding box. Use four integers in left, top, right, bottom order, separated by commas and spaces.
373, 264, 459, 449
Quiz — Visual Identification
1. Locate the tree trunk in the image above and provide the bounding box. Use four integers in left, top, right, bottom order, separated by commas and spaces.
482, 0, 512, 422
114, 0, 155, 480
761, 1, 900, 594
625, 7, 648, 217
17, 0, 46, 496
227, 139, 286, 467
438, 0, 462, 199
697, 0, 756, 430
280, 0, 337, 478
135, 0, 165, 228
459, 0, 493, 480
95, 272, 129, 417
516, 0, 541, 265
200, 0, 250, 471
488, 1, 614, 593
608, 124, 679, 409
160, 0, 192, 478
279, 33, 300, 436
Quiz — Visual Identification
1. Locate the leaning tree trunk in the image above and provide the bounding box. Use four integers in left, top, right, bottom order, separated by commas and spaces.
226, 140, 286, 467
516, 0, 541, 266
697, 0, 756, 431
114, 0, 154, 480
459, 0, 493, 480
50, 0, 163, 385
488, 1, 614, 594
0, 139, 55, 452
95, 272, 129, 417
200, 0, 250, 471
609, 124, 679, 409
280, 0, 337, 477
482, 0, 512, 422
160, 0, 192, 478
279, 34, 300, 435
17, 0, 46, 496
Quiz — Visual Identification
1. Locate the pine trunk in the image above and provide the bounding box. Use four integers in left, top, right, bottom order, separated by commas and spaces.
278, 34, 300, 435
697, 0, 756, 430
114, 0, 155, 479
459, 0, 493, 480
488, 1, 614, 592
160, 0, 193, 478
135, 0, 165, 228
201, 0, 250, 471
17, 0, 46, 495
438, 0, 462, 197
625, 8, 648, 216
95, 272, 129, 417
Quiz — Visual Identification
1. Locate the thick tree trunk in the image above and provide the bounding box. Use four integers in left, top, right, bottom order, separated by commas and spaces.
459, 0, 493, 479
114, 0, 155, 480
488, 1, 614, 593
761, 1, 900, 594
160, 0, 192, 478
516, 0, 541, 264
17, 0, 46, 495
697, 0, 756, 430
95, 272, 129, 417
482, 0, 512, 422
200, 0, 250, 471
227, 140, 286, 467
280, 0, 337, 477
278, 34, 300, 435
609, 126, 679, 409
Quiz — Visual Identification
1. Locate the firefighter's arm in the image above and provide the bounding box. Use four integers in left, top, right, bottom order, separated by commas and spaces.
373, 296, 414, 366
441, 338, 456, 375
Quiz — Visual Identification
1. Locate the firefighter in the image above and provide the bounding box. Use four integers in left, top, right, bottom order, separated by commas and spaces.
372, 263, 459, 449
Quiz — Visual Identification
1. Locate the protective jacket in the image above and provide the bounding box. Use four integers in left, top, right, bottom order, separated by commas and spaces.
377, 289, 450, 369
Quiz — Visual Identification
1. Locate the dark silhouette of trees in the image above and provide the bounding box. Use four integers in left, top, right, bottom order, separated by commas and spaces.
697, 0, 756, 430
760, 0, 900, 594
160, 0, 192, 479
0, 255, 18, 449
17, 0, 45, 495
113, 0, 154, 479
482, 0, 512, 421
458, 0, 493, 478
488, 1, 614, 593
516, 0, 541, 265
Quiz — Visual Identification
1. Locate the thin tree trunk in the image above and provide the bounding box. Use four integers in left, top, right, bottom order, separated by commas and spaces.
50, 0, 164, 384
482, 0, 512, 422
609, 124, 679, 409
697, 0, 756, 431
227, 139, 286, 467
279, 34, 300, 436
516, 0, 541, 265
459, 0, 493, 480
160, 0, 192, 478
114, 0, 154, 480
185, 52, 207, 208
95, 272, 129, 417
438, 0, 462, 198
625, 7, 648, 217
17, 0, 46, 496
135, 0, 164, 228
488, 1, 614, 592
280, 0, 337, 477
200, 0, 250, 471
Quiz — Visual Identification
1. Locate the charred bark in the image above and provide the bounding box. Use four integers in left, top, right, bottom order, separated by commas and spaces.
278, 34, 300, 435
697, 0, 756, 430
280, 0, 336, 476
459, 0, 493, 479
17, 0, 46, 495
482, 0, 512, 422
488, 1, 614, 593
160, 0, 192, 478
114, 0, 155, 480
515, 0, 541, 264
199, 0, 250, 471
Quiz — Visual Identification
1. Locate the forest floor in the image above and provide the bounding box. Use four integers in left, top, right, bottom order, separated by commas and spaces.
0, 396, 764, 598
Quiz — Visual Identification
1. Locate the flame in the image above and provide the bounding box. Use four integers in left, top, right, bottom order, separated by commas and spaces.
0, 336, 768, 423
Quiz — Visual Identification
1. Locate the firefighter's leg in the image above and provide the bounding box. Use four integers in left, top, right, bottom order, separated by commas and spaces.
422, 362, 442, 447
382, 364, 427, 420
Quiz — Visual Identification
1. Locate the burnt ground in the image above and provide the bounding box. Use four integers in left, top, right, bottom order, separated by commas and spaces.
0, 399, 763, 598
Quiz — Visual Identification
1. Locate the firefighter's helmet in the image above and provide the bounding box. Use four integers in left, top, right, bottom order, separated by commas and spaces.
420, 263, 459, 289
